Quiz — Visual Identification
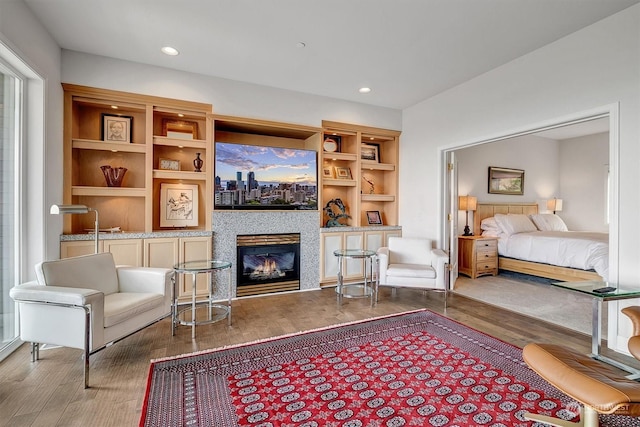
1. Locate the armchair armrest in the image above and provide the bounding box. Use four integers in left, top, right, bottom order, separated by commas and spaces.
377, 247, 390, 284
10, 281, 103, 307
116, 266, 173, 295
431, 249, 449, 289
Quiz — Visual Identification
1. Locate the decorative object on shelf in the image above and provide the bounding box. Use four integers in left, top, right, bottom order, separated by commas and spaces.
334, 166, 352, 180
159, 158, 180, 171
100, 165, 128, 187
366, 210, 383, 225
193, 152, 203, 172
324, 198, 351, 227
162, 118, 198, 140
101, 114, 132, 143
362, 174, 375, 194
323, 135, 341, 152
160, 183, 199, 227
361, 143, 380, 162
547, 198, 563, 214
50, 204, 100, 253
488, 166, 524, 195
322, 167, 334, 178
458, 195, 477, 236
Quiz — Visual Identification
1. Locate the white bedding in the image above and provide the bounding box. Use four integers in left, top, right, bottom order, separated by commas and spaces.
497, 230, 609, 280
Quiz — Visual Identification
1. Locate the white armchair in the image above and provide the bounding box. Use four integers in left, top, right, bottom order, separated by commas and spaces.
10, 252, 173, 388
377, 237, 449, 300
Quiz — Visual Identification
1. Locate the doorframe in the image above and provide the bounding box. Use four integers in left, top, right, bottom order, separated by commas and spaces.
439, 103, 620, 346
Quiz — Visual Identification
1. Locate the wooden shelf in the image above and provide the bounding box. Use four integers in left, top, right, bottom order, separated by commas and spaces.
361, 162, 395, 171
321, 152, 358, 161
323, 179, 357, 187
361, 194, 395, 202
153, 170, 207, 181
71, 186, 146, 197
153, 136, 208, 149
72, 139, 147, 153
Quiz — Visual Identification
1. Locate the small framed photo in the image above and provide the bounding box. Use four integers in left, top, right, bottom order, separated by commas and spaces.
162, 119, 199, 140
334, 166, 352, 180
102, 114, 132, 143
366, 210, 383, 225
322, 167, 334, 178
488, 166, 525, 195
160, 183, 199, 227
159, 158, 180, 171
323, 135, 341, 153
361, 143, 380, 162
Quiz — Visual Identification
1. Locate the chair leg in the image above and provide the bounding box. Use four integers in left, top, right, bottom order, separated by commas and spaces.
31, 342, 39, 362
524, 404, 599, 427
84, 307, 91, 389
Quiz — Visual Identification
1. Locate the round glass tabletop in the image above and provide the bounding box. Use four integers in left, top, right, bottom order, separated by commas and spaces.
174, 260, 232, 272
333, 249, 376, 258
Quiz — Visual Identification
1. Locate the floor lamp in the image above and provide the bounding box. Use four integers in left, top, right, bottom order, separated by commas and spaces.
458, 195, 477, 236
50, 204, 100, 254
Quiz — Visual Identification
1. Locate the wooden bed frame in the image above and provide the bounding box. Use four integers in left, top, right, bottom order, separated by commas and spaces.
473, 202, 603, 282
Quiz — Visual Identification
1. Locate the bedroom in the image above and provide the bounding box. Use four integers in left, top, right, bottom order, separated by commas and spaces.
452, 117, 610, 328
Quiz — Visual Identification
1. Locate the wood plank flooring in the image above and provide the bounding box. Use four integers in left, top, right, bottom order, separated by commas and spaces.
1, 286, 638, 426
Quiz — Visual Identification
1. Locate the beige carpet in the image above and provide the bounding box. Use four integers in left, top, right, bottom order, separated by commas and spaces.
453, 273, 606, 337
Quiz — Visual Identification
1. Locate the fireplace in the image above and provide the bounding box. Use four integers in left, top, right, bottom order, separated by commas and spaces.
236, 233, 300, 297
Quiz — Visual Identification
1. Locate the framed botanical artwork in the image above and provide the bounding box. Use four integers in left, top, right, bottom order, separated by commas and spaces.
334, 166, 352, 180
361, 143, 380, 162
488, 166, 524, 195
322, 167, 334, 178
160, 183, 199, 227
102, 114, 132, 143
159, 158, 180, 171
162, 118, 198, 140
366, 210, 383, 225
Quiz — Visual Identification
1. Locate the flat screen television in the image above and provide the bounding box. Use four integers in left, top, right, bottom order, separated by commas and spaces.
214, 142, 318, 210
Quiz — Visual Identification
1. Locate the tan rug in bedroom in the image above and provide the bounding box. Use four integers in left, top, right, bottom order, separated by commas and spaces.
453, 273, 607, 337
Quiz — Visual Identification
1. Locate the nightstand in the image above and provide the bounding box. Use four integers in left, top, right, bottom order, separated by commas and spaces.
458, 235, 498, 279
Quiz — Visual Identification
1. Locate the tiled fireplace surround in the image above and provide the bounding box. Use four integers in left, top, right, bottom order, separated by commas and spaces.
211, 211, 320, 300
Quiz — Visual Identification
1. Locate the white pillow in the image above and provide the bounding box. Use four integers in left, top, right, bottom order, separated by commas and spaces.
481, 217, 500, 231
529, 213, 568, 232
494, 213, 538, 236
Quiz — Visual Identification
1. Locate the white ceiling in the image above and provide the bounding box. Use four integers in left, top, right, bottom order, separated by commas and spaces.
23, 0, 640, 109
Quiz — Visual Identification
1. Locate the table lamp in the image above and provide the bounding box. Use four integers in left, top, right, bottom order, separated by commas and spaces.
50, 204, 100, 254
459, 195, 477, 236
547, 198, 563, 215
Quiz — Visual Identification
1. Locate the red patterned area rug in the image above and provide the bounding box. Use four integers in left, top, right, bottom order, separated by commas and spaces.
140, 310, 631, 426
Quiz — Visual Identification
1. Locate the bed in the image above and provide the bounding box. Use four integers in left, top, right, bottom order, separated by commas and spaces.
473, 203, 607, 282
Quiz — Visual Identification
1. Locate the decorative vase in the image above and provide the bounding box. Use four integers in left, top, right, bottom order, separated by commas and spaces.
100, 165, 128, 187
193, 152, 203, 172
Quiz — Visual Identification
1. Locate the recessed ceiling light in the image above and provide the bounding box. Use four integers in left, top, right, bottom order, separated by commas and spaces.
161, 46, 179, 56
111, 105, 118, 109
178, 113, 184, 117
296, 42, 306, 48
359, 87, 371, 93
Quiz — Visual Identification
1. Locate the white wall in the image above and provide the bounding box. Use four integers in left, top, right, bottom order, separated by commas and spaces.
0, 0, 62, 274
402, 4, 639, 352
559, 132, 609, 232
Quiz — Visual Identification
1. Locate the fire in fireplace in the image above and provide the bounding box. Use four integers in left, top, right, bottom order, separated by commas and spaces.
236, 233, 300, 297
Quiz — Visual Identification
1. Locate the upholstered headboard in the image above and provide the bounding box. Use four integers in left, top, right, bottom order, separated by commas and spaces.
473, 203, 538, 235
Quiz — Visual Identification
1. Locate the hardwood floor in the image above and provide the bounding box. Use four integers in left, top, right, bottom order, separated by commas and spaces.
1, 287, 638, 426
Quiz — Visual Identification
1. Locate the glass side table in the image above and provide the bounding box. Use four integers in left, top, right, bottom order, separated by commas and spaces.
551, 280, 640, 376
333, 249, 378, 307
172, 260, 232, 339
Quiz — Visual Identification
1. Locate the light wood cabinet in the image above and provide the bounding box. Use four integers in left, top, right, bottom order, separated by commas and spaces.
458, 236, 498, 279
62, 84, 213, 234
103, 239, 144, 266
320, 121, 400, 228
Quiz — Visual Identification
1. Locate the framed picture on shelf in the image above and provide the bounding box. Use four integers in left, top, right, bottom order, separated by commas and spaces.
160, 183, 199, 227
366, 210, 383, 225
488, 166, 524, 195
334, 166, 352, 180
159, 158, 180, 171
323, 135, 341, 153
162, 118, 198, 140
361, 143, 380, 162
102, 114, 132, 143
322, 167, 334, 178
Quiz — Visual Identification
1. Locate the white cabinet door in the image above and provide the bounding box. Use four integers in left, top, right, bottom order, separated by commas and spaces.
103, 239, 143, 267
344, 232, 364, 280
179, 236, 212, 296
320, 232, 344, 283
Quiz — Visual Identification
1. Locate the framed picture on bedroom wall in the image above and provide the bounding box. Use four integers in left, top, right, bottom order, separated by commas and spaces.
488, 166, 524, 195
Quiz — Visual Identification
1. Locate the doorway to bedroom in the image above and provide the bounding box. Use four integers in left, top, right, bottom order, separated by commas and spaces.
443, 108, 617, 333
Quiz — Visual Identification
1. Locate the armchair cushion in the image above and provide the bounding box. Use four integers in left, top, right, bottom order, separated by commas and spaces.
104, 292, 165, 328
35, 252, 119, 295
377, 237, 448, 290
385, 263, 437, 279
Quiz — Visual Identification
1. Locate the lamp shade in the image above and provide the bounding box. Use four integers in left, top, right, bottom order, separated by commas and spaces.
458, 195, 477, 211
547, 198, 563, 212
50, 204, 90, 215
